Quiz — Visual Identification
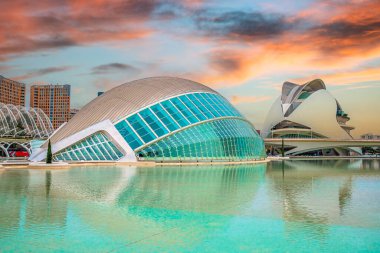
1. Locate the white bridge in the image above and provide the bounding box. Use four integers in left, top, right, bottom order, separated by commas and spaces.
264, 138, 380, 155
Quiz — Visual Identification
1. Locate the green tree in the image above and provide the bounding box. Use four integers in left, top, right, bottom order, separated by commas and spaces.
46, 140, 52, 164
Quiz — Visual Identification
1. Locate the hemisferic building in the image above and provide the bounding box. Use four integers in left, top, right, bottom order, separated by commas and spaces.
30, 77, 266, 163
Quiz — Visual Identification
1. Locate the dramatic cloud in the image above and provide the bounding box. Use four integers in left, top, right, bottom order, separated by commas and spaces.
196, 49, 265, 86
0, 36, 77, 58
291, 67, 380, 86
13, 66, 73, 80
0, 0, 163, 57
315, 21, 380, 39
189, 0, 380, 88
195, 11, 291, 40
91, 63, 139, 75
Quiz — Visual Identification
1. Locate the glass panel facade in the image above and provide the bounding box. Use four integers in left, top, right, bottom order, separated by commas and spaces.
53, 132, 123, 161
135, 119, 266, 161
161, 100, 190, 127
127, 114, 156, 143
138, 109, 168, 137
150, 104, 180, 132
115, 92, 243, 151
115, 120, 143, 150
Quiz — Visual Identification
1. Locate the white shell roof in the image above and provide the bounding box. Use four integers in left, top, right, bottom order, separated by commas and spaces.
263, 79, 352, 139
281, 79, 326, 105
49, 77, 218, 144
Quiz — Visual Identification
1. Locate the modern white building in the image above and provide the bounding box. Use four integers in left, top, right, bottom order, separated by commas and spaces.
30, 77, 266, 162
361, 133, 380, 140
262, 79, 359, 156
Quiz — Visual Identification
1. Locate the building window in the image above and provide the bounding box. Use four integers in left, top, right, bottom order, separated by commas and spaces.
53, 132, 123, 161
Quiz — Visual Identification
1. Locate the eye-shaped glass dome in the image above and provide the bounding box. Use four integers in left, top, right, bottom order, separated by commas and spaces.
32, 77, 266, 163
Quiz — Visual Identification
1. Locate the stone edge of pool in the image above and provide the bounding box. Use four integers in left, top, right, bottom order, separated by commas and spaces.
0, 158, 271, 170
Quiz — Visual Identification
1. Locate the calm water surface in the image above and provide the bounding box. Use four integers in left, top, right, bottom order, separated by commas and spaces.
1, 159, 380, 252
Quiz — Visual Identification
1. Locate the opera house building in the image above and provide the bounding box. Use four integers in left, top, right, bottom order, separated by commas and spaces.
30, 77, 266, 162
263, 79, 359, 156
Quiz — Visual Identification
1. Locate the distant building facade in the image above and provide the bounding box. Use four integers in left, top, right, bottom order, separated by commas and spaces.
361, 133, 380, 140
69, 108, 79, 119
30, 84, 71, 129
0, 75, 25, 106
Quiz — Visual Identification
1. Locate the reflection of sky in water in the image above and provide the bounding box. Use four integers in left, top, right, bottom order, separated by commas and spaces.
0, 160, 379, 252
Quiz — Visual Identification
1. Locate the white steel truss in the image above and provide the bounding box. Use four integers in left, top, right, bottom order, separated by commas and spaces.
0, 103, 53, 138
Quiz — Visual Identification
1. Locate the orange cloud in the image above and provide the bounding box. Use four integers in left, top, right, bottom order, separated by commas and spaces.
230, 95, 272, 105
291, 67, 380, 86
345, 85, 379, 90
193, 26, 379, 87
0, 0, 154, 57
1, 0, 380, 93
194, 48, 266, 86
189, 0, 380, 88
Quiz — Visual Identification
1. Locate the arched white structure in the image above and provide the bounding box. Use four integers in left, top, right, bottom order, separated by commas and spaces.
30, 77, 266, 163
0, 103, 53, 138
0, 140, 31, 157
263, 79, 357, 156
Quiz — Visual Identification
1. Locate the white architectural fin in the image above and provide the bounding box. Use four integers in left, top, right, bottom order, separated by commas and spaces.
282, 103, 290, 115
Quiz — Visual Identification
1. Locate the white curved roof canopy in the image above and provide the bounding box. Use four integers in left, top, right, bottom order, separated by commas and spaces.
49, 77, 218, 144
281, 79, 326, 116
0, 103, 53, 138
281, 79, 326, 104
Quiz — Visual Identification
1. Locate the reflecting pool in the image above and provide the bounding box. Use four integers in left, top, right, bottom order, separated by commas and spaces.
1, 159, 380, 252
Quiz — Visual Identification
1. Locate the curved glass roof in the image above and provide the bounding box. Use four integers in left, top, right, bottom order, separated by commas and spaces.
48, 77, 217, 145
115, 92, 242, 151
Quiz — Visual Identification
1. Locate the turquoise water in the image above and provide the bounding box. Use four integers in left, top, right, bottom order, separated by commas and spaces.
1, 159, 380, 252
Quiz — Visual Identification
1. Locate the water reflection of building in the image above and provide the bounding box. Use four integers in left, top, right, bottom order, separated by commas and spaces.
0, 170, 68, 234
69, 164, 268, 250
117, 165, 266, 215
362, 159, 380, 170
265, 159, 380, 238
267, 161, 330, 240
1, 162, 380, 251
0, 164, 270, 252
0, 170, 30, 230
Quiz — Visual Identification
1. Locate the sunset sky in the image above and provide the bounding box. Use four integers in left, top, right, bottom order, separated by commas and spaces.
0, 0, 379, 136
